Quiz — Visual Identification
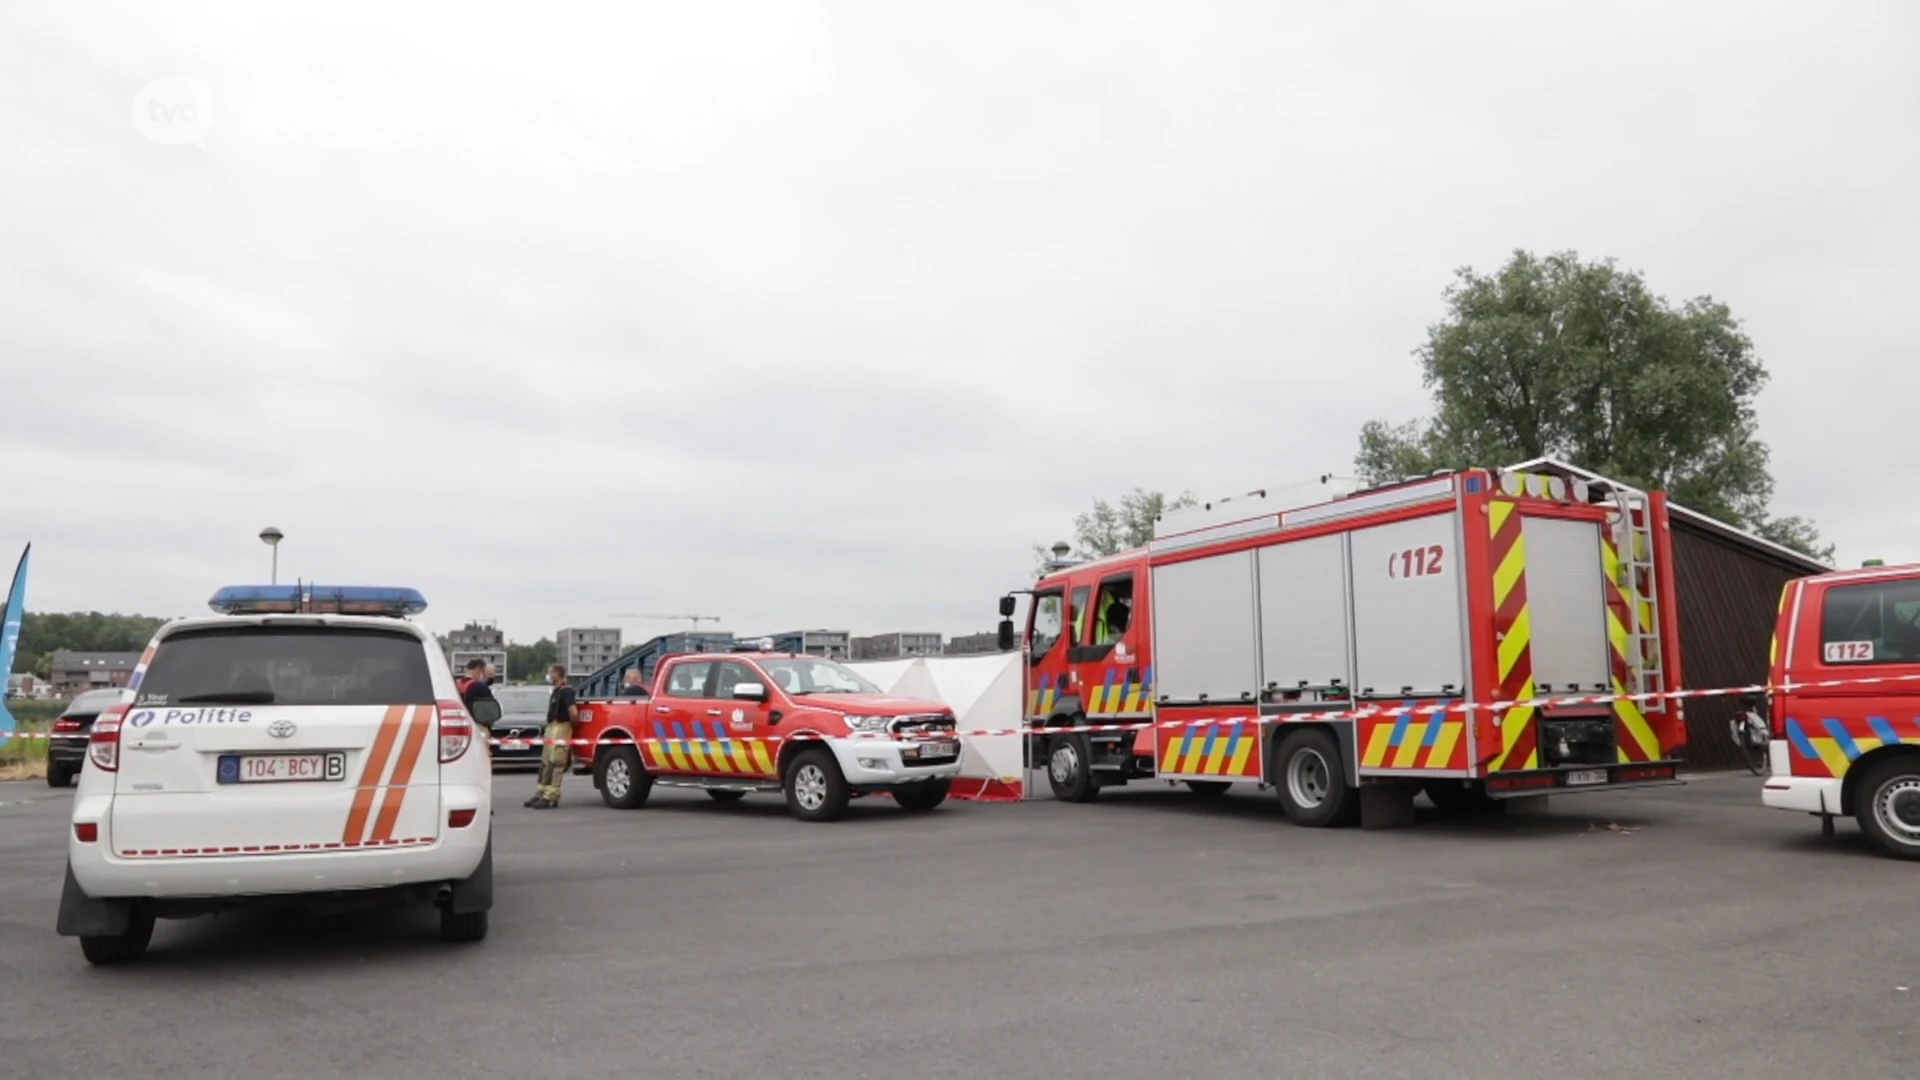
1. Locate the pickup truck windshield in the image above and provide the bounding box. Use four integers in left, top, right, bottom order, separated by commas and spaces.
758, 658, 882, 695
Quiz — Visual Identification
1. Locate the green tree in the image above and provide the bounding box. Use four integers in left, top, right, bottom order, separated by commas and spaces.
1356, 249, 1831, 561
15, 611, 170, 678
1034, 488, 1198, 573
506, 638, 557, 681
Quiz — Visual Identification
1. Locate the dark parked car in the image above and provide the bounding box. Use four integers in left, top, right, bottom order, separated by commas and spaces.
47, 688, 134, 787
486, 684, 552, 770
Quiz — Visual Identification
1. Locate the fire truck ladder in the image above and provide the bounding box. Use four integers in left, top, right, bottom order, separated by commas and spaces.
1608, 485, 1666, 703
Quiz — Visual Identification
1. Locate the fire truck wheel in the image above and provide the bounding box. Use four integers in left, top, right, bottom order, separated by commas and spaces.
1046, 733, 1099, 803
785, 749, 851, 822
1273, 728, 1353, 828
596, 746, 653, 810
1185, 781, 1232, 797
1853, 755, 1920, 860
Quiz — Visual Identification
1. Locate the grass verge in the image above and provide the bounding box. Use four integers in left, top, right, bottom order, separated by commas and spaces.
0, 720, 52, 780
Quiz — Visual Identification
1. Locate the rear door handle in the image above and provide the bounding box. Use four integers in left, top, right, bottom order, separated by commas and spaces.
706, 709, 723, 716
134, 739, 181, 750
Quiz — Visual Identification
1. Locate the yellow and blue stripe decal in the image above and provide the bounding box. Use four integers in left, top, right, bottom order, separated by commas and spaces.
1158, 718, 1261, 778
1028, 666, 1155, 718
1785, 715, 1920, 780
1357, 700, 1468, 772
645, 719, 777, 777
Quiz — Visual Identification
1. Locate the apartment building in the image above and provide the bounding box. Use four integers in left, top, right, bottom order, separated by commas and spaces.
851, 631, 944, 660
440, 620, 509, 677
557, 626, 624, 678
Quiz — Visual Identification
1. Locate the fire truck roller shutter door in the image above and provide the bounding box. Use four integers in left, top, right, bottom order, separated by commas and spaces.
1149, 551, 1259, 705
1347, 513, 1467, 700
1256, 533, 1351, 691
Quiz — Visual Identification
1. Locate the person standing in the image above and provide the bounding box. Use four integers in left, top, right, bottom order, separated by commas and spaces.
458, 659, 498, 763
458, 658, 497, 711
528, 663, 577, 809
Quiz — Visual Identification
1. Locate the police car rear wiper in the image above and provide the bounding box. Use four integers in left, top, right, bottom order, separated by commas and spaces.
175, 690, 277, 704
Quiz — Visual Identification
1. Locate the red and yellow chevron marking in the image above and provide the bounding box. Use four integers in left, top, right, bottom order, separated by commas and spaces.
1487, 500, 1539, 772
1599, 533, 1662, 763
1358, 704, 1469, 771
1157, 719, 1261, 778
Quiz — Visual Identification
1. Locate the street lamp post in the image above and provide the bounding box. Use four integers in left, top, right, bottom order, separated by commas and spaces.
259, 526, 284, 584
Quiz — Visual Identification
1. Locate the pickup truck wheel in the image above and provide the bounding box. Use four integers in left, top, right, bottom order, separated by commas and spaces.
1185, 780, 1232, 797
440, 908, 488, 943
1046, 733, 1099, 802
1854, 756, 1920, 861
1274, 727, 1354, 828
784, 749, 850, 822
46, 761, 75, 788
894, 779, 951, 812
596, 746, 653, 810
79, 904, 155, 966
706, 789, 747, 803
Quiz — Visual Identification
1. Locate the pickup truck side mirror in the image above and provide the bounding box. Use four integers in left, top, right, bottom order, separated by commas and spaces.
470, 698, 502, 726
732, 681, 769, 702
998, 594, 1017, 618
996, 619, 1016, 652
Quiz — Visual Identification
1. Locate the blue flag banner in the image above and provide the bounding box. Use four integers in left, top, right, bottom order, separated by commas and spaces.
0, 543, 28, 745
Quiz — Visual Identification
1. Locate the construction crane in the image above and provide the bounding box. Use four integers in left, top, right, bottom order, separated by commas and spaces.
610, 613, 724, 631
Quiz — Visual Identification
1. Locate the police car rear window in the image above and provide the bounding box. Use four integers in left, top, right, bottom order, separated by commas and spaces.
134, 626, 436, 708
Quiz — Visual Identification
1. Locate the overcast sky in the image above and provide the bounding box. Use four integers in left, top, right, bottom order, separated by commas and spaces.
3, 0, 1916, 646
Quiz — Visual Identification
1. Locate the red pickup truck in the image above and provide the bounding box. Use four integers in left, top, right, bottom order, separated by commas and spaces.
572, 650, 964, 822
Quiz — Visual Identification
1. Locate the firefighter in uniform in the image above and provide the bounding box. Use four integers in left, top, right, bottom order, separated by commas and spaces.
528, 663, 577, 809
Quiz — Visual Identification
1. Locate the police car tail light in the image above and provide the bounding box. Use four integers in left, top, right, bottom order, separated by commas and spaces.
436, 700, 473, 763
89, 704, 128, 772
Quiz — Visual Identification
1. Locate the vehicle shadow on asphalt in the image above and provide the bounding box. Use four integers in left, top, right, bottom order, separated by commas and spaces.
1061, 787, 1658, 838
116, 904, 450, 970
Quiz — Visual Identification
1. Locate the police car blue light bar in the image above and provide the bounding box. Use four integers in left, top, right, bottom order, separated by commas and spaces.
208, 585, 428, 617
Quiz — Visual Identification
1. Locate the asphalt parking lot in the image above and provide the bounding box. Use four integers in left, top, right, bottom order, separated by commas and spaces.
0, 772, 1912, 1079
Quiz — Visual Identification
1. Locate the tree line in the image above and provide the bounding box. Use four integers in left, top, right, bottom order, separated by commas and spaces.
11, 611, 564, 683
1042, 248, 1830, 564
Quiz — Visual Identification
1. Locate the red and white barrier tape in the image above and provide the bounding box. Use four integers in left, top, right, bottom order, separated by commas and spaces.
6, 670, 1915, 747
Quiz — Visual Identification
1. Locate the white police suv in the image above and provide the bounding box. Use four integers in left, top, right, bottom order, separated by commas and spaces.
56, 585, 496, 964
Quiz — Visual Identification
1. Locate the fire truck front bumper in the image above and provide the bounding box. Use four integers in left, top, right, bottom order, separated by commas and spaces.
824, 737, 964, 789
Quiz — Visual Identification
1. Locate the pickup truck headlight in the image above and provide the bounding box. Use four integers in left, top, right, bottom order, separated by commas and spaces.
842, 714, 891, 733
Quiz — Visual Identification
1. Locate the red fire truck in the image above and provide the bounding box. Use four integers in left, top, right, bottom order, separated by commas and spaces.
998, 467, 1687, 827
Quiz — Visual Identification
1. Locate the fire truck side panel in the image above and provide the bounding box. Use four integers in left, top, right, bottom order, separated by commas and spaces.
1347, 510, 1468, 699
1149, 551, 1259, 706
1155, 710, 1264, 779
1254, 532, 1351, 691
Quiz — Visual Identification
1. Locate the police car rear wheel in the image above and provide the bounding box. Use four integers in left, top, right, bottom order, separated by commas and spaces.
597, 746, 652, 810
784, 750, 850, 822
79, 905, 154, 965
1855, 756, 1920, 861
440, 907, 488, 943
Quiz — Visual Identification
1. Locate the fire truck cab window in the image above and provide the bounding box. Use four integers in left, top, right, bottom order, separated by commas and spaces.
1069, 586, 1091, 644
1094, 578, 1133, 644
1029, 593, 1065, 660
1820, 578, 1920, 664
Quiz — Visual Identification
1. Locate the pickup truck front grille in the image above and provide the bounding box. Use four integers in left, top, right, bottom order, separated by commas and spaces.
889, 714, 957, 736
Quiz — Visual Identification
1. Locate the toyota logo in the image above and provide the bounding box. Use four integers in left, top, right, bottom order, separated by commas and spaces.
267, 719, 297, 739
